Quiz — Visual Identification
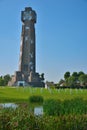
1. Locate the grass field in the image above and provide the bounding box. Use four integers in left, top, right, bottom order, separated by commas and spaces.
1, 87, 87, 129
0, 87, 87, 103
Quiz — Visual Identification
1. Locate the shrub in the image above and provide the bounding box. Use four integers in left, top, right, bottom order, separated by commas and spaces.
29, 95, 44, 103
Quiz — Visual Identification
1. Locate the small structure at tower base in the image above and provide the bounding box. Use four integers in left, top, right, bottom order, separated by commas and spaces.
8, 7, 45, 87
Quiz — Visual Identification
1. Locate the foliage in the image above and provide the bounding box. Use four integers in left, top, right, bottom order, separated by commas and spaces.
40, 73, 44, 81
64, 71, 70, 80
0, 87, 87, 129
4, 74, 11, 86
66, 76, 77, 87
79, 74, 87, 86
60, 71, 87, 88
0, 107, 87, 130
0, 77, 5, 86
72, 72, 78, 78
0, 74, 11, 86
43, 98, 87, 116
43, 99, 61, 116
29, 95, 44, 103
78, 71, 85, 77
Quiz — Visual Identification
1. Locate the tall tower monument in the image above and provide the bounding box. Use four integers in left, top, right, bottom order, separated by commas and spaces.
20, 7, 36, 75
9, 7, 44, 87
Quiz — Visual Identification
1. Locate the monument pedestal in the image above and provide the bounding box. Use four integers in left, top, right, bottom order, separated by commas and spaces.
8, 71, 44, 87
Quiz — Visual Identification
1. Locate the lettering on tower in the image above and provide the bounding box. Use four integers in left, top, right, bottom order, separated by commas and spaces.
8, 7, 45, 87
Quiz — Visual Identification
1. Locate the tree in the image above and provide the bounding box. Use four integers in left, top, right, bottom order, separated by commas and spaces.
62, 71, 87, 88
72, 72, 79, 84
0, 74, 11, 86
78, 71, 85, 77
0, 77, 5, 86
40, 73, 44, 81
4, 74, 11, 85
72, 72, 78, 78
79, 74, 87, 87
66, 76, 77, 87
64, 72, 70, 80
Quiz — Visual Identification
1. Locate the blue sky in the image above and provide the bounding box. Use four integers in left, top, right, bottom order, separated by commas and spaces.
0, 0, 87, 83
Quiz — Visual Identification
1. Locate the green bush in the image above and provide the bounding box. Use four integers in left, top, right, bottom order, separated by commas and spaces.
29, 95, 44, 103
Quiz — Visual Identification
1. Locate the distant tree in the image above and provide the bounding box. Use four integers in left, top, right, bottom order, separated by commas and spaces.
0, 74, 11, 86
72, 72, 79, 84
40, 73, 44, 81
0, 77, 5, 86
64, 72, 70, 80
61, 71, 87, 88
4, 74, 11, 85
66, 76, 77, 87
79, 74, 87, 86
78, 71, 85, 77
72, 72, 78, 78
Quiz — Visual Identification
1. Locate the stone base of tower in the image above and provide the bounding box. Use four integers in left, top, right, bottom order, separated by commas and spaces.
28, 81, 45, 87
8, 71, 45, 87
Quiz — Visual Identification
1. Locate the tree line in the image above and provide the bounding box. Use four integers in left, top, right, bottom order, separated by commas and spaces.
58, 71, 87, 88
0, 74, 11, 86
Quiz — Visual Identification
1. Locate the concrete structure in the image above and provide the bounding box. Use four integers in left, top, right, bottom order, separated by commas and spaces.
8, 7, 44, 87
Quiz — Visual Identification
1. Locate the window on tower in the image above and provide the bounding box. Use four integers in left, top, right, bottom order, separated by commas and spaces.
25, 26, 30, 30
25, 36, 28, 41
29, 62, 33, 66
31, 66, 33, 70
29, 53, 33, 58
31, 40, 34, 44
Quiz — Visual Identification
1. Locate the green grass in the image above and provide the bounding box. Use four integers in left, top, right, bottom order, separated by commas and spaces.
0, 87, 87, 103
43, 98, 87, 116
1, 107, 87, 130
1, 87, 87, 129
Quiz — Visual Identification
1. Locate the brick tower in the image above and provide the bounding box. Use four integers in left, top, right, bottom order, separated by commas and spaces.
8, 7, 45, 87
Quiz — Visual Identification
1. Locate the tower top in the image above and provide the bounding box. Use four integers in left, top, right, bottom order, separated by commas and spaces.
25, 7, 32, 11
21, 7, 36, 23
